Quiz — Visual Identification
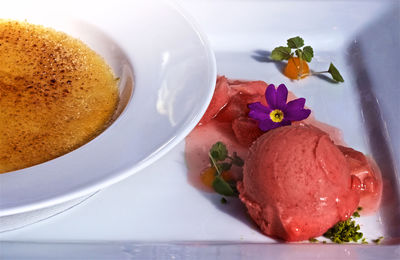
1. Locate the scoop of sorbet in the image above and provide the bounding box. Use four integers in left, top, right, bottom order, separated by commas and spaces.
237, 124, 360, 241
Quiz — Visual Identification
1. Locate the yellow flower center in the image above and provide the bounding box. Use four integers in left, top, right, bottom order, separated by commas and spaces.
270, 109, 284, 123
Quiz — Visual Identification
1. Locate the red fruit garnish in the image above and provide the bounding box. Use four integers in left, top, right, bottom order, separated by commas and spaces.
199, 76, 230, 125
216, 81, 268, 123
216, 92, 265, 123
232, 117, 264, 147
229, 80, 268, 97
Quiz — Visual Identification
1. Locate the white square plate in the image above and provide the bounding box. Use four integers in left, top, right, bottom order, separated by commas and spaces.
1, 0, 399, 259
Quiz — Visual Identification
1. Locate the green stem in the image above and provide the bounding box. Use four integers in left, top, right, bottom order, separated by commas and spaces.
311, 70, 329, 75
301, 71, 329, 77
209, 152, 222, 176
296, 49, 304, 80
226, 155, 235, 162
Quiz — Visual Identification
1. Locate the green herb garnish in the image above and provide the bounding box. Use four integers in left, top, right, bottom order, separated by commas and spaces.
372, 236, 384, 244
299, 46, 314, 63
309, 238, 319, 243
231, 152, 244, 167
210, 142, 228, 162
212, 176, 235, 196
287, 36, 305, 49
220, 197, 228, 204
328, 63, 344, 82
209, 141, 244, 197
271, 36, 313, 62
270, 36, 344, 82
270, 46, 291, 61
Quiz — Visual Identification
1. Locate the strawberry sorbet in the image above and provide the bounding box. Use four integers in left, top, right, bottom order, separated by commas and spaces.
237, 124, 360, 241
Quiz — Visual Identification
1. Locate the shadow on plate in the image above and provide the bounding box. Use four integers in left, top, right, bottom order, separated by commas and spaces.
346, 7, 400, 241
251, 50, 285, 75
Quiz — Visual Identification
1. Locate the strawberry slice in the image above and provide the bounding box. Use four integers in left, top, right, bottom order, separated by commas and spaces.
229, 80, 268, 97
216, 80, 268, 123
216, 92, 266, 123
199, 76, 230, 125
232, 117, 264, 147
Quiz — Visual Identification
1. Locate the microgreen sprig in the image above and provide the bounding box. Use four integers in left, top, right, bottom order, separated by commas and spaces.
271, 36, 314, 62
372, 236, 384, 244
271, 36, 344, 82
208, 142, 244, 197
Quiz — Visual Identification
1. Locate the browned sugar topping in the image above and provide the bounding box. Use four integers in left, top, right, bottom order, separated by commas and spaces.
0, 20, 119, 173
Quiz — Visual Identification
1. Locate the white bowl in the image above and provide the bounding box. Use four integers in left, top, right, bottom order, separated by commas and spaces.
0, 0, 216, 217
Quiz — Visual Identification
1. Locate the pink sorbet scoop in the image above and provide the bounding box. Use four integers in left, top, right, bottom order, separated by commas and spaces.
237, 124, 360, 241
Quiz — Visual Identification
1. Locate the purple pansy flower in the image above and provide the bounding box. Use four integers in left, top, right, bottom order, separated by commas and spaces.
248, 84, 311, 132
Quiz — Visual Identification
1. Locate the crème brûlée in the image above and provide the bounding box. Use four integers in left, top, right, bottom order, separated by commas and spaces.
0, 20, 119, 173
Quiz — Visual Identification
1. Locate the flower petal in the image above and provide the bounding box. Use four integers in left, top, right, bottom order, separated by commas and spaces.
265, 84, 277, 108
286, 98, 306, 112
285, 108, 311, 121
280, 118, 292, 126
249, 109, 269, 121
248, 102, 270, 113
258, 119, 275, 132
258, 118, 291, 132
276, 84, 288, 109
284, 98, 310, 121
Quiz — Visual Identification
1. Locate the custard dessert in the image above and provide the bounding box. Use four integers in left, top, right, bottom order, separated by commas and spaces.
0, 20, 119, 173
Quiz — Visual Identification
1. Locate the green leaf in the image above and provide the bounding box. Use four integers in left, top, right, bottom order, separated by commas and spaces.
270, 46, 291, 61
228, 180, 239, 195
302, 46, 314, 62
287, 36, 304, 49
295, 49, 303, 59
295, 46, 313, 63
232, 152, 244, 167
220, 197, 227, 204
328, 63, 344, 82
212, 176, 235, 196
216, 162, 232, 172
209, 142, 228, 161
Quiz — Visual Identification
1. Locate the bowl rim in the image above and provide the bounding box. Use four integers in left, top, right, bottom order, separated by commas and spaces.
0, 0, 217, 217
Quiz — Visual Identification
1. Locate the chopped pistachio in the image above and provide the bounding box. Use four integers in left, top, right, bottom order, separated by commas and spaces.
372, 236, 384, 244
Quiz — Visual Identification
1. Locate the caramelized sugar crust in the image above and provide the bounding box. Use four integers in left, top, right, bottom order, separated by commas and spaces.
0, 20, 119, 173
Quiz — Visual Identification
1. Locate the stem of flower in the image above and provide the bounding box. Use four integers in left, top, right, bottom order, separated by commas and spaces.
301, 71, 329, 77
209, 152, 222, 176
227, 155, 237, 162
311, 71, 329, 75
297, 49, 304, 80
